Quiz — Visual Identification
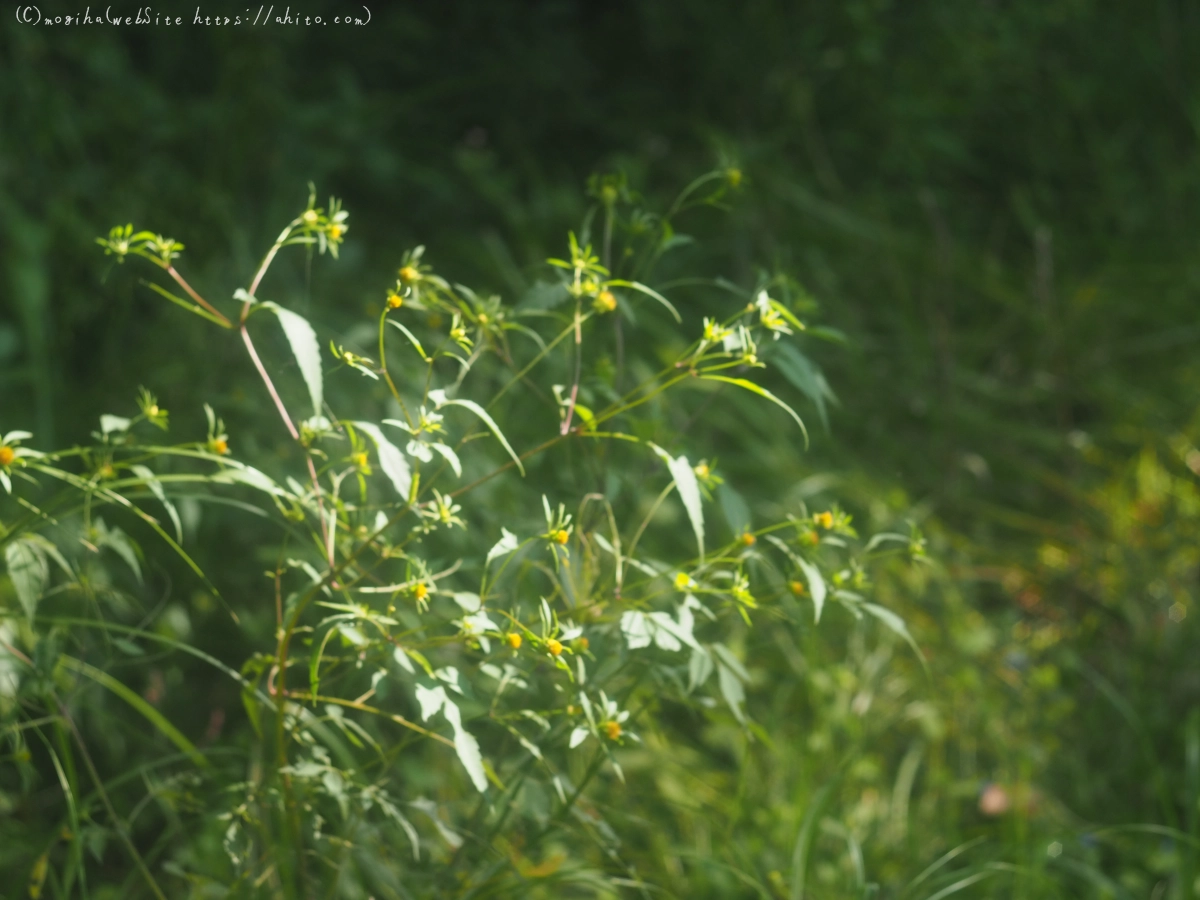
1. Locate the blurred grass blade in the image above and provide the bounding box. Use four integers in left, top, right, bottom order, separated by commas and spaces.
59, 656, 207, 768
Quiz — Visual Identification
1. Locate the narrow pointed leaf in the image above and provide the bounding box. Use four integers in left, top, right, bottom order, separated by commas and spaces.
262, 302, 323, 416
437, 398, 524, 475
701, 375, 808, 446
353, 421, 412, 498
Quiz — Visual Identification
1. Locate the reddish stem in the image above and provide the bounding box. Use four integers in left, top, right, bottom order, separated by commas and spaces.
165, 265, 232, 327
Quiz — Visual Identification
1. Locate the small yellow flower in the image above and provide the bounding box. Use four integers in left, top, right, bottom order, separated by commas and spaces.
328, 224, 344, 240
399, 265, 419, 284
210, 438, 229, 456
605, 720, 622, 741
546, 638, 563, 657
566, 704, 578, 716
413, 582, 429, 602
789, 580, 806, 596
553, 529, 570, 545
0, 446, 13, 467
674, 572, 691, 590
694, 462, 710, 479
506, 632, 522, 650
387, 292, 403, 309
352, 451, 370, 470
594, 290, 617, 313
815, 511, 833, 529
741, 532, 757, 547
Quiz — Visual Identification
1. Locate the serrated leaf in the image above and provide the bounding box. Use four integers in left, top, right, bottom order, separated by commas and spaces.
650, 444, 704, 561
5, 539, 48, 621
262, 302, 323, 417
434, 397, 524, 475
130, 464, 183, 543
353, 422, 412, 498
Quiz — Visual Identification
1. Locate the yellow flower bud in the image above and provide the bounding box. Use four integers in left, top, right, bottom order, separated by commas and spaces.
674, 572, 691, 590
0, 446, 13, 467
815, 512, 833, 529
605, 720, 622, 741
789, 580, 806, 596
506, 632, 522, 650
546, 638, 563, 656
594, 290, 617, 313
413, 582, 429, 602
553, 529, 570, 545
328, 224, 344, 240
399, 265, 419, 283
741, 532, 757, 547
694, 462, 710, 479
210, 438, 229, 456
387, 293, 403, 309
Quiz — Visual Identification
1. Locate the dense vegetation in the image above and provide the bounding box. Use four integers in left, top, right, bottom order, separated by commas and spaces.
2, 2, 1199, 897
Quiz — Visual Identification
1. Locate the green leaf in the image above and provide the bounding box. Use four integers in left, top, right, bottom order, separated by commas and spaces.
701, 375, 809, 446
797, 557, 826, 623
60, 656, 206, 768
717, 660, 747, 724
862, 602, 925, 666
99, 414, 131, 435
769, 343, 838, 430
430, 442, 462, 477
717, 483, 751, 537
262, 302, 323, 417
130, 465, 183, 543
94, 519, 142, 583
431, 394, 524, 475
650, 444, 704, 561
5, 539, 48, 621
486, 528, 520, 566
606, 279, 682, 322
442, 698, 488, 793
388, 319, 430, 361
352, 422, 413, 498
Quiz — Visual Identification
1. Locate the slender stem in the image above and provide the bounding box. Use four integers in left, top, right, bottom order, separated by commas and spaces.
378, 310, 414, 428
56, 697, 168, 900
560, 302, 585, 435
624, 481, 676, 565
241, 325, 301, 441
164, 265, 232, 328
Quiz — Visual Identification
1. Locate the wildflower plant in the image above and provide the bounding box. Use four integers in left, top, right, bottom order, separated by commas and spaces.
0, 171, 928, 897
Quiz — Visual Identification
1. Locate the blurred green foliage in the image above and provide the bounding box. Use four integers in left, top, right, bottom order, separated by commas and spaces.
3, 1, 1200, 896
